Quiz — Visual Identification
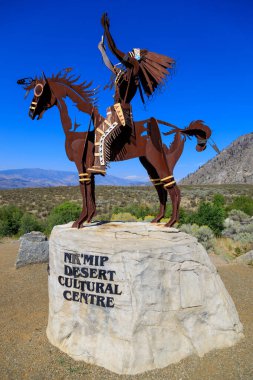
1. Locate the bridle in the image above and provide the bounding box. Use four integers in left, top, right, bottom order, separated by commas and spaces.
17, 74, 51, 119
28, 82, 47, 119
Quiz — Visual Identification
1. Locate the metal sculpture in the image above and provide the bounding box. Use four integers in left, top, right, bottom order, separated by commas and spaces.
88, 13, 175, 175
17, 72, 211, 228
17, 13, 212, 228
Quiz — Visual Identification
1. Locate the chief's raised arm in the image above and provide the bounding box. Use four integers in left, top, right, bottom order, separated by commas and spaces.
101, 13, 138, 73
98, 36, 115, 74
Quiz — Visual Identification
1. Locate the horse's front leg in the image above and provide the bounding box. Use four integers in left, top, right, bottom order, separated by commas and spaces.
86, 175, 96, 223
72, 175, 89, 228
139, 156, 167, 223
142, 149, 180, 227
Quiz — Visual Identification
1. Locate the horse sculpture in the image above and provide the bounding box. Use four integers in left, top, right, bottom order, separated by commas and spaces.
17, 71, 211, 228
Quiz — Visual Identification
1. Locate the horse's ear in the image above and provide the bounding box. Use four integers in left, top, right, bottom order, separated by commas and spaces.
42, 71, 57, 102
42, 71, 49, 85
42, 71, 53, 92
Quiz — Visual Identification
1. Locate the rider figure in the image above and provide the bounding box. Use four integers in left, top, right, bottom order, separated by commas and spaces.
87, 13, 174, 175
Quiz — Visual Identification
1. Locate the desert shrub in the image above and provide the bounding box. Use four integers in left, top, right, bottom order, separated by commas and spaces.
222, 213, 253, 242
228, 196, 253, 216
213, 236, 251, 260
112, 204, 155, 220
222, 222, 241, 238
160, 218, 169, 223
164, 204, 172, 218
234, 247, 242, 257
19, 213, 43, 235
195, 226, 215, 251
93, 213, 110, 222
233, 232, 253, 244
189, 199, 197, 208
45, 202, 81, 234
213, 194, 225, 207
241, 223, 253, 234
143, 215, 155, 222
178, 207, 191, 225
179, 223, 199, 236
111, 212, 137, 222
179, 223, 214, 251
188, 201, 225, 236
0, 205, 24, 237
228, 209, 250, 222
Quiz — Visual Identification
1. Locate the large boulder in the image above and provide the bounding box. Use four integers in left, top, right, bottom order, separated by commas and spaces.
47, 222, 243, 375
16, 231, 49, 269
235, 250, 253, 265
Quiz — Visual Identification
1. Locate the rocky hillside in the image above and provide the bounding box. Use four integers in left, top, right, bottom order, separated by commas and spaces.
180, 132, 253, 184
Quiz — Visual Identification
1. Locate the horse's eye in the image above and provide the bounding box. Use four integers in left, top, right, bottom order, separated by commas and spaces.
34, 83, 44, 97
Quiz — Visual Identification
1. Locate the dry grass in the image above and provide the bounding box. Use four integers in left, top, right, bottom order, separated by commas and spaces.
0, 184, 252, 220
212, 237, 252, 261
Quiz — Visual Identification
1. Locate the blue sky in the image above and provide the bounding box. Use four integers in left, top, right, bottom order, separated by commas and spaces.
0, 0, 252, 181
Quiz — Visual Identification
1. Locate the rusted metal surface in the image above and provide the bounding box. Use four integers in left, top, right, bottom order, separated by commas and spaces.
87, 13, 176, 175
17, 13, 212, 228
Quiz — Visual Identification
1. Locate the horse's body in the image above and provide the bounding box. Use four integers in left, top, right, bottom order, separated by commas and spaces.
19, 72, 211, 228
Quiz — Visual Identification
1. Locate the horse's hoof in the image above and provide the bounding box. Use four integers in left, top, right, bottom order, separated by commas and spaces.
87, 215, 95, 223
165, 219, 176, 227
72, 221, 79, 228
72, 221, 84, 229
151, 218, 161, 223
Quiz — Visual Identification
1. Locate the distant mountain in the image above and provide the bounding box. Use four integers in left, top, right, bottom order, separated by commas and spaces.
0, 168, 148, 189
180, 132, 253, 185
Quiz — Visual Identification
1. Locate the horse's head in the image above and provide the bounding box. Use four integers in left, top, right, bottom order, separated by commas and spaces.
17, 75, 56, 120
182, 120, 212, 152
196, 136, 208, 152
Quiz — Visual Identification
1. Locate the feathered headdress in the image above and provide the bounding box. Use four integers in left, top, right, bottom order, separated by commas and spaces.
132, 49, 175, 98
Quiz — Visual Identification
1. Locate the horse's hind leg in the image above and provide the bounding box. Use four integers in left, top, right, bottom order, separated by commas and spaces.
151, 186, 168, 223
73, 174, 97, 227
165, 184, 181, 227
139, 156, 167, 223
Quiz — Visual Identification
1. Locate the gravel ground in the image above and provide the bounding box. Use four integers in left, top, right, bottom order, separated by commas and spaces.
0, 240, 252, 380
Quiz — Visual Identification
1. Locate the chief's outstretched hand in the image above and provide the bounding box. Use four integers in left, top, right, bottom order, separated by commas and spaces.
101, 13, 110, 29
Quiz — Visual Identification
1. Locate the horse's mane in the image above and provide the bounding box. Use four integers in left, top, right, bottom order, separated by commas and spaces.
50, 71, 98, 106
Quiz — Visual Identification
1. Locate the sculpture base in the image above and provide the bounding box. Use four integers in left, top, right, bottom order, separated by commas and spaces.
47, 222, 243, 375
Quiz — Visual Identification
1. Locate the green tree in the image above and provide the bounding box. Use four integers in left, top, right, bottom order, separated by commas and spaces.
19, 213, 43, 235
0, 205, 24, 237
213, 193, 225, 207
228, 196, 253, 216
178, 207, 190, 225
189, 201, 225, 236
45, 202, 81, 234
